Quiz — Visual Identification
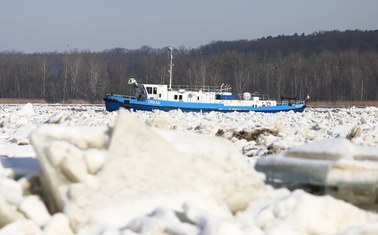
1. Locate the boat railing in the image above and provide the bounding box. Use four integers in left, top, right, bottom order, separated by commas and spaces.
278, 96, 305, 105
277, 100, 306, 106
252, 93, 270, 100
170, 85, 272, 99
171, 84, 232, 92
234, 92, 271, 100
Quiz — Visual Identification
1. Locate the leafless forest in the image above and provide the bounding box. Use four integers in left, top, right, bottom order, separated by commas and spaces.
0, 30, 377, 102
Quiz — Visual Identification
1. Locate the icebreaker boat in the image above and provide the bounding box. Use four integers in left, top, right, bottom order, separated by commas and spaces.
104, 47, 306, 113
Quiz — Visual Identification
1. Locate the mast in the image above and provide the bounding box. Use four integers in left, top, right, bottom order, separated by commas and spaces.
168, 46, 173, 90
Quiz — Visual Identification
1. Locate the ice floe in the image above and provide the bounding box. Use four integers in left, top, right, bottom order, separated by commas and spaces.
256, 138, 378, 209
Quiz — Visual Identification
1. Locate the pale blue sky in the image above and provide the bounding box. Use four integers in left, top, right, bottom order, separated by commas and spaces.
1, 0, 377, 53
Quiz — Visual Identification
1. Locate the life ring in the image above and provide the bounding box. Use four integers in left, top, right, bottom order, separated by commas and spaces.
243, 92, 251, 100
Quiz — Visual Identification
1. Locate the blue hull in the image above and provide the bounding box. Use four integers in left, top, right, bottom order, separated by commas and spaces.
104, 95, 306, 113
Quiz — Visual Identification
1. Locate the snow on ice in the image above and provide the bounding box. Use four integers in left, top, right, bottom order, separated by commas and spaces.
0, 103, 377, 234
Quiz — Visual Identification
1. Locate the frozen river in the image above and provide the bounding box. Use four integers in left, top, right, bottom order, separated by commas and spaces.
0, 104, 377, 234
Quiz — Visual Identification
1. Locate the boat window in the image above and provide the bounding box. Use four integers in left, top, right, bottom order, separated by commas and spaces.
179, 95, 182, 100
153, 87, 157, 94
146, 87, 152, 94
159, 94, 161, 98
197, 97, 200, 100
174, 95, 178, 100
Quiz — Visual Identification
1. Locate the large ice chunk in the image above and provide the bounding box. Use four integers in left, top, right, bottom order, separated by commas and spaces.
31, 109, 269, 233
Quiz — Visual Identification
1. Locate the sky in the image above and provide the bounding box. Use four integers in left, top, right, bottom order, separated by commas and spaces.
1, 0, 378, 53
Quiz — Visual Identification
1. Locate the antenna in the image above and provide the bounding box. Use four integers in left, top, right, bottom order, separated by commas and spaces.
168, 46, 173, 90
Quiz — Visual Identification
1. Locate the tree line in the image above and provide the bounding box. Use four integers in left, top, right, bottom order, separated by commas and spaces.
0, 30, 377, 102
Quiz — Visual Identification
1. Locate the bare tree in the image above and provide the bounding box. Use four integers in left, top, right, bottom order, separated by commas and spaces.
228, 52, 250, 93
67, 50, 82, 98
86, 52, 102, 99
62, 53, 69, 101
188, 57, 209, 88
37, 54, 51, 98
